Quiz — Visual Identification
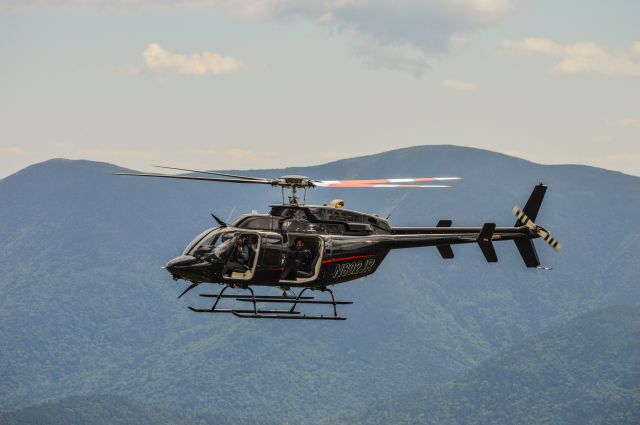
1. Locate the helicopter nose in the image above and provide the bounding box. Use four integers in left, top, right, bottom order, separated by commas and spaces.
165, 255, 198, 279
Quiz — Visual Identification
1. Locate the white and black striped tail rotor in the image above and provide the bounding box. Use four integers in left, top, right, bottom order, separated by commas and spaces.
513, 205, 561, 251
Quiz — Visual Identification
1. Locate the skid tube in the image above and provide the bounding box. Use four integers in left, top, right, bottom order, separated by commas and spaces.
189, 285, 351, 320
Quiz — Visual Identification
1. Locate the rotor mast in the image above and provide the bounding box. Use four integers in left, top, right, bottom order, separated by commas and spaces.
278, 176, 314, 205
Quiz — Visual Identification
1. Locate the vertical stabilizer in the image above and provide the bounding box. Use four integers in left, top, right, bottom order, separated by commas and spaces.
515, 183, 547, 226
514, 239, 540, 267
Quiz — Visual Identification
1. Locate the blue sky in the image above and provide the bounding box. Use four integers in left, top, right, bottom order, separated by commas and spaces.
1, 1, 639, 178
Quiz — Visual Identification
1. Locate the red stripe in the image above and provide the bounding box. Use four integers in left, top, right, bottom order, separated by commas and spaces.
322, 255, 375, 264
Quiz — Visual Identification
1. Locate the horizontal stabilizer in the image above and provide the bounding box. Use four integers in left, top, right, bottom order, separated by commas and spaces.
477, 223, 498, 263
478, 223, 496, 241
436, 220, 453, 258
437, 245, 454, 259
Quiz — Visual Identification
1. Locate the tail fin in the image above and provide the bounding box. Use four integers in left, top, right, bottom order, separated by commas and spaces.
514, 183, 546, 267
515, 183, 547, 226
514, 239, 540, 267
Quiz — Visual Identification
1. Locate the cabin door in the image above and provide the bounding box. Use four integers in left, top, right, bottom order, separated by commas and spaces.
222, 232, 261, 281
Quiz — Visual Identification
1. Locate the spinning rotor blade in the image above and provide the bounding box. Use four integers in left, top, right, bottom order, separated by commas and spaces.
513, 206, 561, 251
314, 177, 460, 188
537, 227, 561, 251
513, 205, 537, 230
321, 184, 452, 188
153, 165, 269, 182
114, 173, 276, 185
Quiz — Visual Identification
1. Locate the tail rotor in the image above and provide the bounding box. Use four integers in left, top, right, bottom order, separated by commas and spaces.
513, 205, 561, 251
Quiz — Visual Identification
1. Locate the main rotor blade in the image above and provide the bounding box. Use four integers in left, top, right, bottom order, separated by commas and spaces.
153, 165, 270, 182
113, 173, 276, 185
317, 184, 452, 188
314, 177, 460, 187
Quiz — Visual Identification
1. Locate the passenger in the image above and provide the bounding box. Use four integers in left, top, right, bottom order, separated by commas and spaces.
280, 238, 312, 281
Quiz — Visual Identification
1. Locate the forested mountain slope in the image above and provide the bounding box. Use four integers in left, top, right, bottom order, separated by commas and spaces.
340, 305, 640, 425
0, 394, 272, 425
1, 145, 638, 422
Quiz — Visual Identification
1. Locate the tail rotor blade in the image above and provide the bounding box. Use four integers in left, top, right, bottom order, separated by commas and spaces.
512, 205, 536, 230
513, 205, 561, 251
537, 228, 561, 251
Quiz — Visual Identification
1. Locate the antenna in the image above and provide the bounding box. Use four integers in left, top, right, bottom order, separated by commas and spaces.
210, 213, 227, 227
383, 192, 410, 220
226, 206, 236, 223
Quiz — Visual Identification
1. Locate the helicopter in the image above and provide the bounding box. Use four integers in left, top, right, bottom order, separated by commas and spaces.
115, 166, 560, 320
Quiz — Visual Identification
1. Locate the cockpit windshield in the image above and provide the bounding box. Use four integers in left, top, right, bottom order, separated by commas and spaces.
183, 228, 238, 261
183, 228, 215, 255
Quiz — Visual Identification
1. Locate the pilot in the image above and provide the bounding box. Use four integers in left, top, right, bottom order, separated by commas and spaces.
223, 235, 251, 275
211, 233, 234, 260
280, 238, 312, 281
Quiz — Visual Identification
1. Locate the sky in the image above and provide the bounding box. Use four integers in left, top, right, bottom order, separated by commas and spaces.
1, 0, 639, 178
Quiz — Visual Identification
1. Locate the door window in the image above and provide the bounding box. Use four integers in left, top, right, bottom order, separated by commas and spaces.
222, 232, 261, 280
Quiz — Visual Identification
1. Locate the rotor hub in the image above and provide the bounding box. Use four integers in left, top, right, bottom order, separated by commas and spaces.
278, 175, 315, 188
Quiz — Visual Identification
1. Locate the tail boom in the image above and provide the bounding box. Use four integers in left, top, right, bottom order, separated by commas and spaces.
385, 182, 558, 268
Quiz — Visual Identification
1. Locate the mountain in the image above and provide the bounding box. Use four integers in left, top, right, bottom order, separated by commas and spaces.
1, 145, 639, 423
339, 304, 640, 425
0, 394, 271, 425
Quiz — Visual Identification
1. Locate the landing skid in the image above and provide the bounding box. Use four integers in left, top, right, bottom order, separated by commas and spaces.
232, 312, 346, 320
189, 285, 351, 320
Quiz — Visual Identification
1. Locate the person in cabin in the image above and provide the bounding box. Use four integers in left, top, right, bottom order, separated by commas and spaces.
280, 238, 312, 281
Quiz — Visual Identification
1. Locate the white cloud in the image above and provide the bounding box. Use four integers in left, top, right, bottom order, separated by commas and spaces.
503, 37, 640, 77
347, 30, 430, 78
4, 1, 519, 77
442, 79, 477, 91
502, 38, 562, 55
448, 33, 468, 48
591, 135, 613, 145
135, 43, 246, 76
0, 146, 28, 156
609, 117, 640, 127
1, 0, 519, 26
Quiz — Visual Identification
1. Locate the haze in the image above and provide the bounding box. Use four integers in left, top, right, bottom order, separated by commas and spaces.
1, 0, 639, 178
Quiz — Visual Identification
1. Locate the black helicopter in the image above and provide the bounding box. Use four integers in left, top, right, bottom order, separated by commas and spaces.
116, 166, 560, 320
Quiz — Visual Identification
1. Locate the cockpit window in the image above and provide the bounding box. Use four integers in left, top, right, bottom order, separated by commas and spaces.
183, 228, 215, 255
208, 231, 237, 260
197, 232, 219, 250
185, 228, 240, 261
